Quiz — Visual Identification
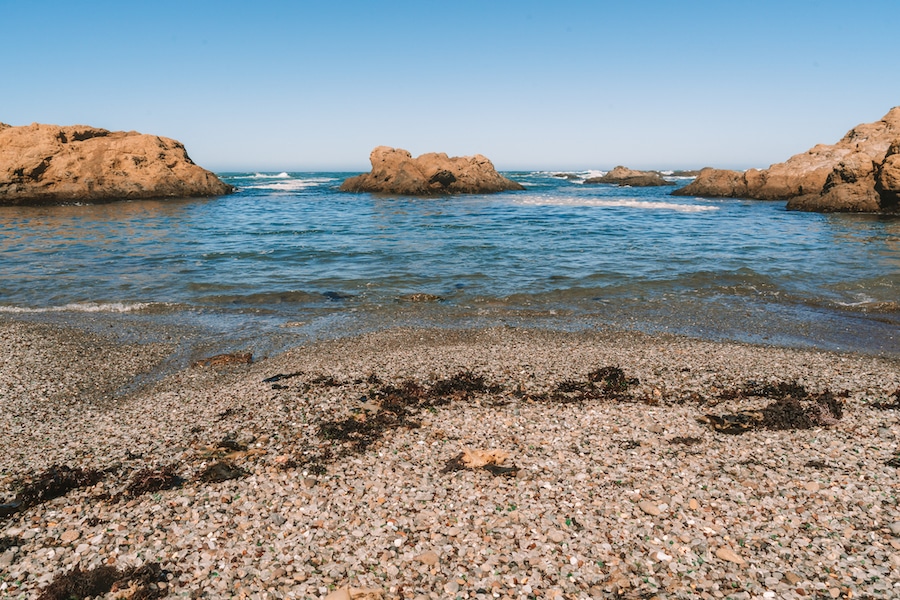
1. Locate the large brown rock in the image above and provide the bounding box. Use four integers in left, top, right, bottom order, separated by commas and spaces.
340, 146, 525, 195
0, 122, 233, 205
584, 166, 672, 187
673, 107, 900, 212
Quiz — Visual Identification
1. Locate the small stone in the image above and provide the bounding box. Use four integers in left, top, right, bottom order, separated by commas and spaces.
889, 521, 900, 537
415, 550, 440, 566
443, 580, 460, 594
829, 588, 840, 599
689, 498, 699, 510
715, 546, 745, 565
784, 572, 803, 584
548, 530, 566, 543
324, 589, 351, 600
60, 530, 81, 543
638, 501, 662, 516
269, 513, 286, 526
0, 550, 16, 568
803, 481, 820, 492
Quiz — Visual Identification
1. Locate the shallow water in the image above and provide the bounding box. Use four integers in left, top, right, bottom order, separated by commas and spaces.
1, 171, 898, 358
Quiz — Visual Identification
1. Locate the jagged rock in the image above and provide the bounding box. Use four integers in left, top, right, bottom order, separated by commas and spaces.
673, 107, 900, 213
340, 146, 524, 195
584, 166, 672, 187
0, 122, 233, 205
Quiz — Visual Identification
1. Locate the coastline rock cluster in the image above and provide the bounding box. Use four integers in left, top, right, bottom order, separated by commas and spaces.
674, 107, 900, 212
584, 165, 673, 187
340, 146, 525, 195
0, 123, 233, 205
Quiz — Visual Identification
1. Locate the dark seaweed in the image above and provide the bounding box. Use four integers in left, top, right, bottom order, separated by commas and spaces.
699, 389, 844, 434
12, 465, 103, 515
197, 461, 245, 483
37, 563, 166, 600
125, 465, 184, 497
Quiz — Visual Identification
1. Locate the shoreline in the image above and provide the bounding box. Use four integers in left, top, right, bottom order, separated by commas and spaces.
2, 317, 900, 598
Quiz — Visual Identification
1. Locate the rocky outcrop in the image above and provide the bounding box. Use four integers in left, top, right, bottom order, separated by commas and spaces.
584, 166, 672, 187
0, 123, 233, 205
673, 107, 900, 212
340, 146, 525, 195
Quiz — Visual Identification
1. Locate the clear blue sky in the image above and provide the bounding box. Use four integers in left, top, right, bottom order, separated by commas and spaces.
2, 1, 898, 171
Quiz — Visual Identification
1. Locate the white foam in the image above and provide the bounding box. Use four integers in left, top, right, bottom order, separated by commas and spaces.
514, 196, 719, 212
0, 302, 162, 314
246, 177, 335, 192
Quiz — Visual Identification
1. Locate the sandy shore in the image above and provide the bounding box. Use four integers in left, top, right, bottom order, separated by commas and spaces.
2, 318, 900, 599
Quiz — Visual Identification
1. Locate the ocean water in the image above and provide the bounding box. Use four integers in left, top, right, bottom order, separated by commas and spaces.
1, 171, 898, 359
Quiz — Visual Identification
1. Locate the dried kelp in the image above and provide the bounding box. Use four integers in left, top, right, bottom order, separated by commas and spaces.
125, 465, 184, 497
197, 461, 245, 483
9, 465, 103, 516
699, 385, 845, 434
37, 563, 166, 600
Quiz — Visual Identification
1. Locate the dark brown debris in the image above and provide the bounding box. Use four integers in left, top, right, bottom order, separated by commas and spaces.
804, 459, 833, 469
310, 375, 341, 387
9, 465, 103, 516
588, 366, 639, 392
37, 563, 166, 600
197, 461, 245, 483
0, 535, 19, 552
669, 436, 703, 445
428, 371, 503, 399
870, 387, 900, 410
316, 372, 499, 455
216, 433, 247, 452
262, 371, 304, 384
125, 465, 184, 497
699, 385, 845, 434
526, 366, 640, 403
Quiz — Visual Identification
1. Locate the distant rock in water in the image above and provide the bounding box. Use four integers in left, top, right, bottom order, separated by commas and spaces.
0, 122, 234, 205
673, 107, 900, 213
340, 146, 525, 195
584, 166, 672, 187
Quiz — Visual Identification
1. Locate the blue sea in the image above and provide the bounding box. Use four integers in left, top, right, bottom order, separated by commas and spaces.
1, 171, 898, 359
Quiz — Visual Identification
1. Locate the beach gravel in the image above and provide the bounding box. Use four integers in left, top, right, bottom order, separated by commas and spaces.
2, 321, 900, 599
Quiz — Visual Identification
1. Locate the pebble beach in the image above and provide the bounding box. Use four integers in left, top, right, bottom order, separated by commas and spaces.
2, 318, 900, 600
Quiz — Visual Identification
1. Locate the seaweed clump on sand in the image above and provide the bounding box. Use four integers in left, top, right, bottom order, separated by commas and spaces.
870, 387, 900, 410
698, 381, 846, 434
197, 461, 245, 483
317, 370, 501, 454
125, 465, 184, 497
37, 563, 166, 600
2, 465, 104, 518
530, 366, 639, 403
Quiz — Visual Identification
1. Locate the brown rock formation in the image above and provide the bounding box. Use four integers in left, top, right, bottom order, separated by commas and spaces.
584, 166, 672, 187
673, 107, 900, 212
340, 146, 525, 195
0, 122, 233, 205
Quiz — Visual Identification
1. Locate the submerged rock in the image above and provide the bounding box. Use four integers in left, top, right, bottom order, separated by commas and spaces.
673, 107, 900, 213
0, 122, 233, 205
340, 146, 525, 195
584, 165, 672, 187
